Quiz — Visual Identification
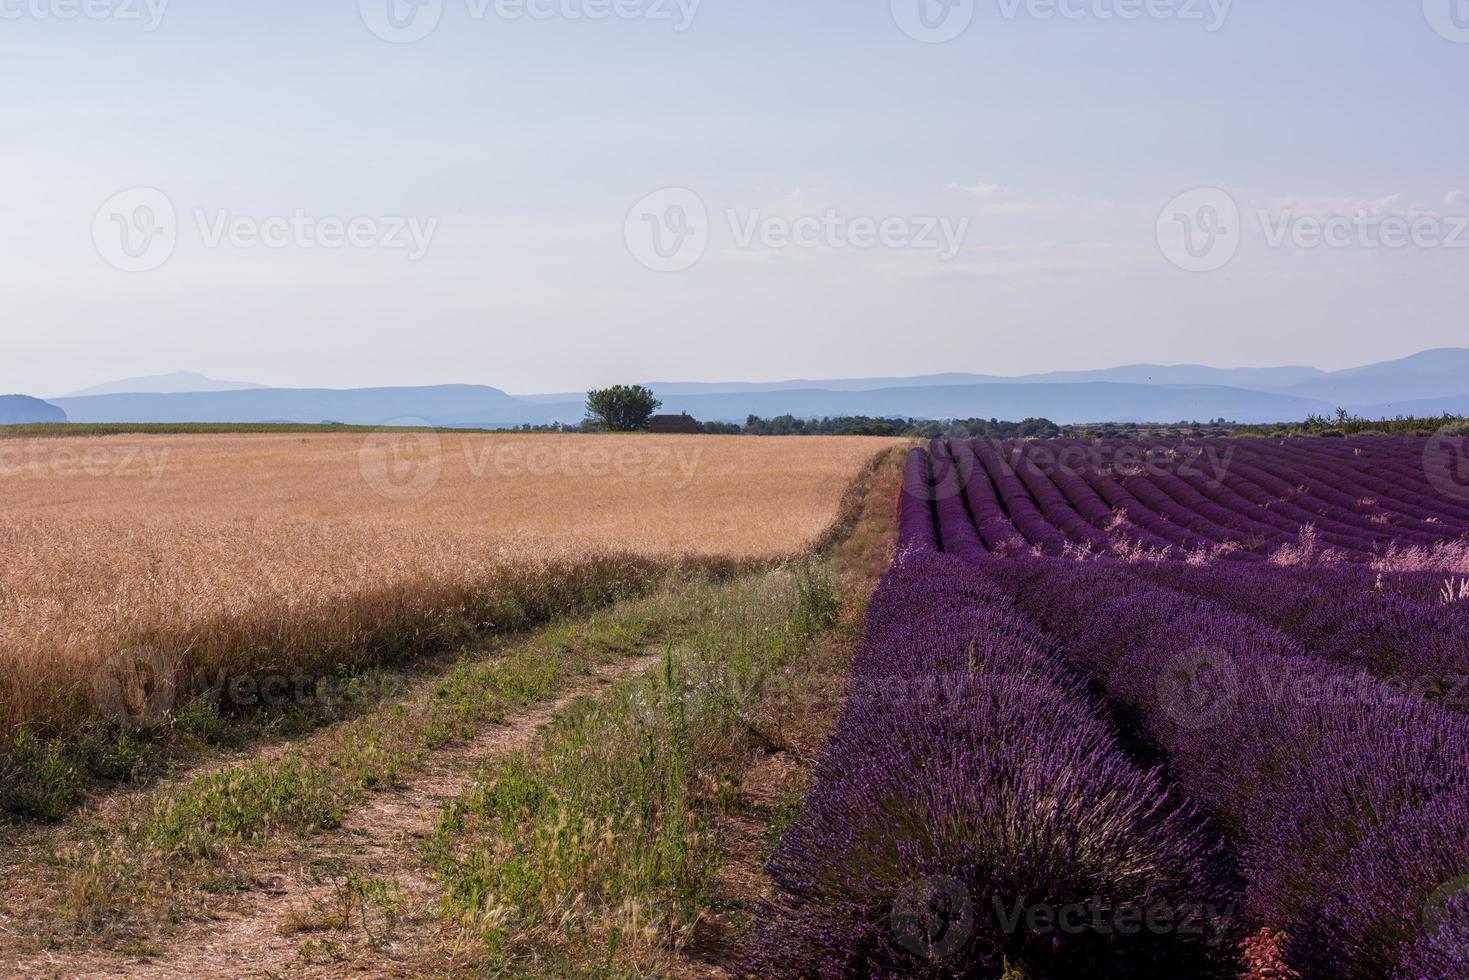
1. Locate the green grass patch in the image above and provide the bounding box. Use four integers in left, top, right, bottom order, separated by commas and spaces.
431, 564, 843, 972
3, 554, 751, 823
27, 570, 751, 940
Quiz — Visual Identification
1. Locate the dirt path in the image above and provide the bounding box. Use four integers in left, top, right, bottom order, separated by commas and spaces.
11, 652, 663, 980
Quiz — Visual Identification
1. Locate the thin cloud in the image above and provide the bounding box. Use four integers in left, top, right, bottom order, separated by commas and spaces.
948, 181, 1005, 198
1268, 193, 1448, 220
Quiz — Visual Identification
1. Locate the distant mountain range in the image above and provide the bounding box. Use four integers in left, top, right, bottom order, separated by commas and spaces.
14, 349, 1469, 428
0, 395, 67, 425
62, 371, 267, 398
512, 364, 1330, 403
47, 385, 550, 428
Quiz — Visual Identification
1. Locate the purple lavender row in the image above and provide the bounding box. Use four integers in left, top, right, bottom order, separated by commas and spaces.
747, 548, 1236, 977
1003, 444, 1115, 553
1187, 435, 1469, 529
1115, 465, 1259, 551
950, 439, 1031, 554
1005, 437, 1469, 565
1204, 452, 1455, 552
942, 436, 1468, 700
1127, 459, 1301, 549
982, 556, 1469, 978
1033, 442, 1231, 556
1048, 436, 1463, 557
1019, 442, 1184, 556
1130, 448, 1413, 559
927, 439, 987, 560
1120, 559, 1469, 708
1231, 439, 1460, 540
951, 443, 1457, 605
1150, 439, 1455, 550
1013, 438, 1305, 559
897, 447, 940, 553
1300, 437, 1469, 525
1036, 439, 1462, 587
970, 439, 1071, 553
1305, 447, 1469, 529
1196, 436, 1469, 537
1166, 452, 1403, 555
1027, 440, 1277, 557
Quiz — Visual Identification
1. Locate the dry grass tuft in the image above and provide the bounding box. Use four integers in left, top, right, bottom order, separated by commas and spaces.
1370, 539, 1469, 575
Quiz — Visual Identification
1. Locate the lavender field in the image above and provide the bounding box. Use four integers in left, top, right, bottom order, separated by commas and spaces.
754, 437, 1469, 978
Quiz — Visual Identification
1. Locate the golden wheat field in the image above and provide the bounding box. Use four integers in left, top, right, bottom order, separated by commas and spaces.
0, 432, 894, 736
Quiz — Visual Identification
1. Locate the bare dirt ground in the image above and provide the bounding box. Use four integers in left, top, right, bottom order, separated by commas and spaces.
9, 651, 663, 980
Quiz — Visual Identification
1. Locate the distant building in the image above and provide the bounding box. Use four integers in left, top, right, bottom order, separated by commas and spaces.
648, 413, 701, 434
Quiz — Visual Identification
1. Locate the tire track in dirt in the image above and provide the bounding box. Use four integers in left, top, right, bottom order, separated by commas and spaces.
12, 651, 664, 980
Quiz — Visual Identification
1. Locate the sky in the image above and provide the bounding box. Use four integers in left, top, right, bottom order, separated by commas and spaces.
3, 0, 1467, 397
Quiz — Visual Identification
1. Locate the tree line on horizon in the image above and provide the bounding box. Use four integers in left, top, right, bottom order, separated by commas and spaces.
565, 386, 1469, 439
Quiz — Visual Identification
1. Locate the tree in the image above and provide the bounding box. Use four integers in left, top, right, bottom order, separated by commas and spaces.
584, 385, 661, 432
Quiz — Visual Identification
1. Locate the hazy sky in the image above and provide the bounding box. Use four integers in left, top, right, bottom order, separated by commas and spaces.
4, 0, 1467, 397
